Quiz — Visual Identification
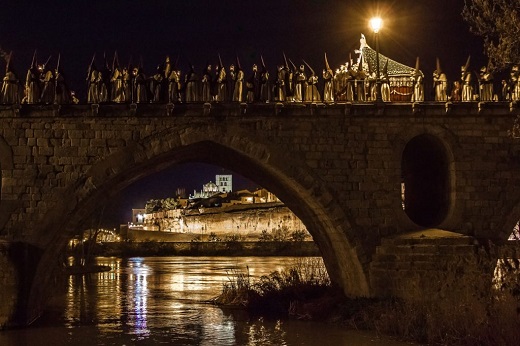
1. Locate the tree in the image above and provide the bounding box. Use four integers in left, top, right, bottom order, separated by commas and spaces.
145, 199, 162, 213
463, 0, 520, 71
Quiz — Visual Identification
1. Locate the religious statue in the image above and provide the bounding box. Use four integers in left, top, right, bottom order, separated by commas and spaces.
461, 56, 473, 101
355, 57, 367, 102
259, 56, 270, 103
246, 64, 258, 103
510, 65, 520, 102
478, 65, 494, 102
294, 64, 306, 102
185, 65, 199, 102
433, 58, 447, 102
25, 51, 41, 104
345, 62, 355, 102
1, 52, 21, 105
86, 55, 100, 104
380, 59, 390, 102
286, 57, 297, 102
39, 59, 56, 104
54, 55, 72, 105
303, 60, 320, 102
274, 64, 286, 102
167, 68, 181, 103
151, 64, 164, 103
133, 66, 148, 103
122, 66, 133, 103
227, 64, 236, 101
111, 61, 124, 103
201, 63, 212, 102
411, 57, 424, 102
98, 53, 112, 103
322, 53, 334, 103
233, 58, 244, 102
501, 79, 511, 102
215, 55, 227, 102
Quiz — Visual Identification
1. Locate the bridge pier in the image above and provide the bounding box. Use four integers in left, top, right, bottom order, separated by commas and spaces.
369, 230, 496, 301
0, 240, 21, 328
0, 240, 45, 329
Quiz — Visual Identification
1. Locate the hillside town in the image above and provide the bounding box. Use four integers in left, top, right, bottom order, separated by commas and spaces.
126, 174, 309, 242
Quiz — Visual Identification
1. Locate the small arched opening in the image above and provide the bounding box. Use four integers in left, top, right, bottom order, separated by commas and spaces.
401, 134, 450, 227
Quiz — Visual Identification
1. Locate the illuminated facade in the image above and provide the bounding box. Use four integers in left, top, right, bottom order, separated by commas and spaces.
216, 174, 232, 193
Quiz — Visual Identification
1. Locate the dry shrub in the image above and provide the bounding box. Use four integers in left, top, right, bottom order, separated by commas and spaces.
212, 258, 330, 316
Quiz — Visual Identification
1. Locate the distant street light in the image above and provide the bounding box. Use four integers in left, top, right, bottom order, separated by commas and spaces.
369, 17, 383, 102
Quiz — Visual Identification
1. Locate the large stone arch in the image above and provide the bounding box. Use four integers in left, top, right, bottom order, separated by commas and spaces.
25, 123, 371, 324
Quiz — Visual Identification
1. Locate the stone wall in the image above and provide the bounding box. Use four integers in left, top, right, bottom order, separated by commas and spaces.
131, 203, 310, 241
369, 230, 496, 300
0, 241, 18, 329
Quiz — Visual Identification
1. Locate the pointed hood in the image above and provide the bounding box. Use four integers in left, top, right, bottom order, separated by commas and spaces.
218, 53, 224, 69
5, 51, 12, 73
435, 57, 442, 74
260, 55, 267, 72
236, 55, 242, 71
324, 52, 332, 72
302, 59, 315, 76
382, 59, 389, 77
462, 55, 471, 72
288, 58, 297, 72
414, 57, 421, 77
283, 52, 289, 70
31, 49, 37, 69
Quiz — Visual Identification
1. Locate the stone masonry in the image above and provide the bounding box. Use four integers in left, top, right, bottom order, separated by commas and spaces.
1, 101, 520, 326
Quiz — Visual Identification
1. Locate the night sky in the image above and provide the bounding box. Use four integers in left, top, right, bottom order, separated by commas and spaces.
0, 0, 487, 227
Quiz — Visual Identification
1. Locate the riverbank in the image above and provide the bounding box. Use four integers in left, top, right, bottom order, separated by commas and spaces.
211, 256, 520, 346
81, 241, 320, 257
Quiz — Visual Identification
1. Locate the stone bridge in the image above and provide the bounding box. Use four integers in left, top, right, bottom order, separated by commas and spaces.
1, 101, 520, 327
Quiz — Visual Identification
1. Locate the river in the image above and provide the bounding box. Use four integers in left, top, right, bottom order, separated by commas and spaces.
0, 257, 414, 346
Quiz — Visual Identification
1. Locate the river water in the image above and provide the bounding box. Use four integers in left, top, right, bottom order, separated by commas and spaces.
0, 257, 414, 346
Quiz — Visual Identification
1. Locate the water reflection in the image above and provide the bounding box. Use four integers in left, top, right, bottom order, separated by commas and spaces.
0, 257, 414, 346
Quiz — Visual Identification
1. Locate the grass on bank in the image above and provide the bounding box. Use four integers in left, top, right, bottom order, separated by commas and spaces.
212, 255, 520, 346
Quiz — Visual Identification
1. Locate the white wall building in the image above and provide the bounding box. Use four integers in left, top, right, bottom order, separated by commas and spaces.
216, 174, 233, 193
192, 181, 220, 199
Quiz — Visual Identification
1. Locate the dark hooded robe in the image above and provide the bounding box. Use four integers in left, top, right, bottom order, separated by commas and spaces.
40, 66, 55, 104
55, 69, 72, 104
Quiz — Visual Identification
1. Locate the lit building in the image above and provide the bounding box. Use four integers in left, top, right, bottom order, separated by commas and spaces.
192, 181, 220, 199
132, 209, 146, 224
216, 174, 233, 193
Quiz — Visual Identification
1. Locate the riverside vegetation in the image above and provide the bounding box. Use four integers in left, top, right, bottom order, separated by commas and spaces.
212, 251, 520, 346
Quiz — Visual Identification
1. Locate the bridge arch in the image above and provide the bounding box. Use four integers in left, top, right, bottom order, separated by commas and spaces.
26, 124, 371, 323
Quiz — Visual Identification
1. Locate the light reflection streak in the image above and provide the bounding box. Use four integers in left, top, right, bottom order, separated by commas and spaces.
127, 259, 150, 337
60, 257, 334, 345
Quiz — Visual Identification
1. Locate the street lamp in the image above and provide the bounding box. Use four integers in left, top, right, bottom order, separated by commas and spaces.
369, 17, 383, 102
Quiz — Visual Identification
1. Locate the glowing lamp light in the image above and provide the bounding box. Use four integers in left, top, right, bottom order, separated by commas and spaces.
369, 17, 383, 34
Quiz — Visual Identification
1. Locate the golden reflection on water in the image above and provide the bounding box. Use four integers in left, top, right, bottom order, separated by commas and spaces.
0, 257, 417, 346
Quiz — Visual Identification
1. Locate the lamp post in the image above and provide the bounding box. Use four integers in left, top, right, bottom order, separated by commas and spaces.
369, 17, 383, 102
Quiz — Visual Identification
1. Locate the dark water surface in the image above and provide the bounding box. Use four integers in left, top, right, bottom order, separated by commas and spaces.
0, 257, 414, 345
